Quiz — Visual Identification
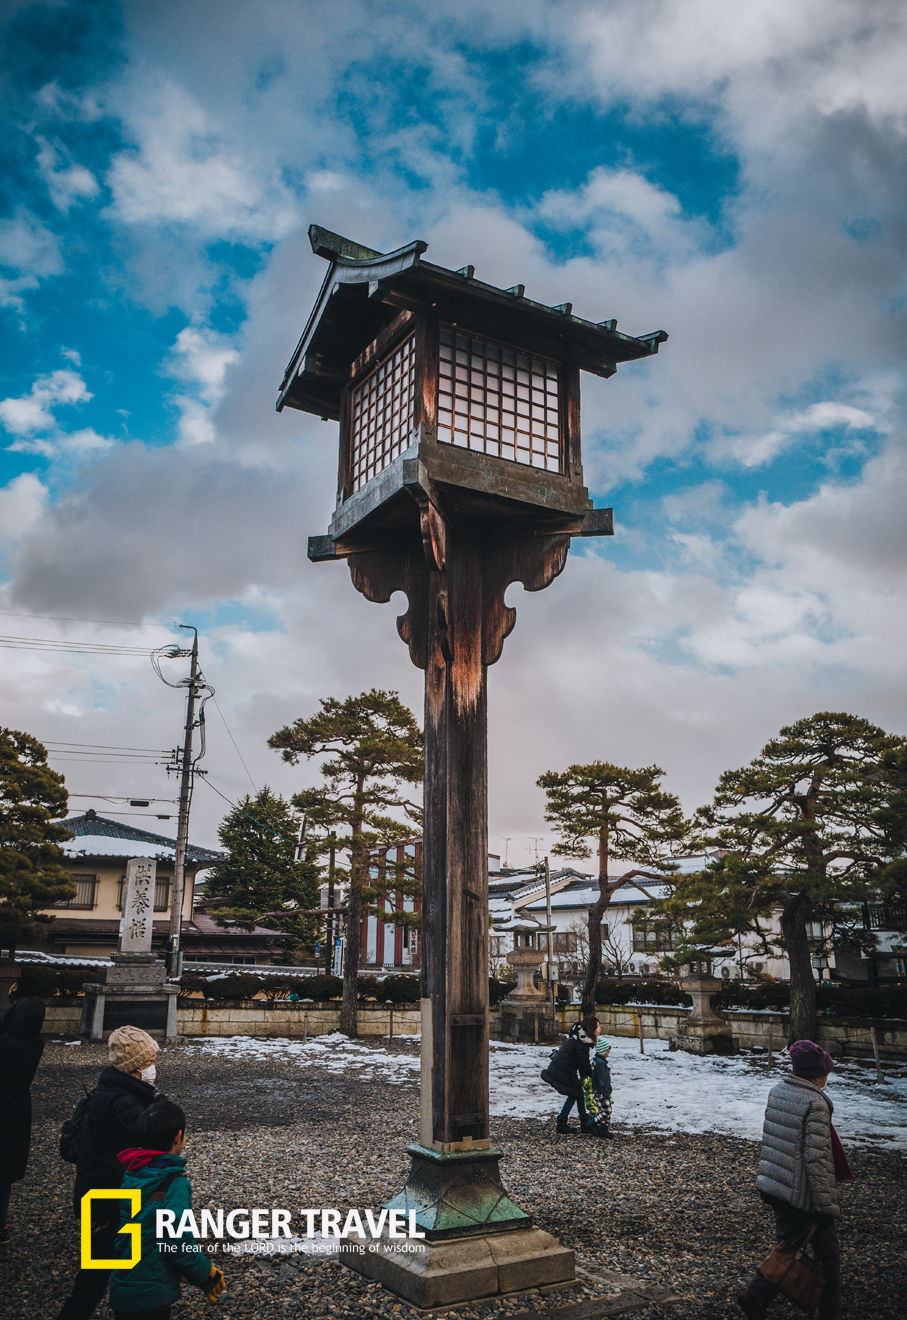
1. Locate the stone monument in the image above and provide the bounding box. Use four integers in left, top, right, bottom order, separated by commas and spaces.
79, 858, 179, 1040
676, 961, 733, 1055
497, 919, 558, 1043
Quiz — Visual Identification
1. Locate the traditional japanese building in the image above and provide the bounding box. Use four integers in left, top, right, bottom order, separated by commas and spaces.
38, 812, 290, 964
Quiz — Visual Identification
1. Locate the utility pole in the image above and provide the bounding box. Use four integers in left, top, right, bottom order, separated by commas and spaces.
544, 855, 554, 1007
165, 627, 202, 977
325, 832, 336, 975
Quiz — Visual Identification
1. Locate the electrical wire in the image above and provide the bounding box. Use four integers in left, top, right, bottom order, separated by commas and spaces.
198, 775, 304, 849
211, 694, 257, 792
0, 609, 165, 628
1, 634, 157, 656
42, 741, 168, 752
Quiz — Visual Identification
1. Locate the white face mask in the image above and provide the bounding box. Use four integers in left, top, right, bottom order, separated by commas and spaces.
140, 1064, 157, 1084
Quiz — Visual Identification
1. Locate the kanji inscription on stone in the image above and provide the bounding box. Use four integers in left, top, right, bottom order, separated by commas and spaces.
120, 858, 157, 954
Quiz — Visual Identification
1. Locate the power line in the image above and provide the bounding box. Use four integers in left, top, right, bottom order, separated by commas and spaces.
211, 694, 257, 792
199, 775, 303, 849
1, 633, 157, 656
43, 741, 169, 752
0, 609, 170, 629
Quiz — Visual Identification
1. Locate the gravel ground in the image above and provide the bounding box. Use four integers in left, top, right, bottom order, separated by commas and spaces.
2, 1037, 904, 1320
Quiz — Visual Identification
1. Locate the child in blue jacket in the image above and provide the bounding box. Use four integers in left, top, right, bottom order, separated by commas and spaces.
582, 1038, 614, 1138
110, 1100, 225, 1319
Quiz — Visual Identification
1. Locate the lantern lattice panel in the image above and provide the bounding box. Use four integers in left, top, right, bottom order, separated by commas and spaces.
437, 327, 561, 473
350, 334, 416, 492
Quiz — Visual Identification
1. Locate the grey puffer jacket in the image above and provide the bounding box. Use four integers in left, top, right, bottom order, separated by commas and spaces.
755, 1074, 840, 1218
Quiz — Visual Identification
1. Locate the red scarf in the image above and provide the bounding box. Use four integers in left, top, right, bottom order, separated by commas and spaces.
117, 1147, 169, 1171
830, 1124, 853, 1182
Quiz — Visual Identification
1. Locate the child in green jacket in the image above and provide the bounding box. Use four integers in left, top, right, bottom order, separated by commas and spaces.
109, 1100, 225, 1319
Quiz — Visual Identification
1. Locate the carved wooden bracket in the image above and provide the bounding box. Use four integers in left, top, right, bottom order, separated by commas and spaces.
348, 519, 570, 675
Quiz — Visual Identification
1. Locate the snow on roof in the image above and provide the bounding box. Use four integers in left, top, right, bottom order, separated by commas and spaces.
58, 813, 222, 864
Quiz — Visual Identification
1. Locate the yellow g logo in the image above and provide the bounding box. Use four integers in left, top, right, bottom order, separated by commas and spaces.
80, 1190, 142, 1269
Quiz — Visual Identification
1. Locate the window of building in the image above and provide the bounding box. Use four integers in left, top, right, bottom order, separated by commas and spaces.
350, 334, 415, 492
53, 874, 97, 910
117, 876, 171, 912
553, 932, 578, 954
437, 327, 561, 473
632, 925, 674, 952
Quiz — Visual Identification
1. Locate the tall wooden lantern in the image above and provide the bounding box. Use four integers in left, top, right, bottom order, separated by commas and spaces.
278, 226, 667, 1307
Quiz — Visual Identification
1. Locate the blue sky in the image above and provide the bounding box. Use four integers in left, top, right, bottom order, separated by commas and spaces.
1, 0, 905, 854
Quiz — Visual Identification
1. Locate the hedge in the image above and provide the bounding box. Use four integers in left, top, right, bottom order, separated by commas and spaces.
14, 966, 99, 998
596, 978, 692, 1008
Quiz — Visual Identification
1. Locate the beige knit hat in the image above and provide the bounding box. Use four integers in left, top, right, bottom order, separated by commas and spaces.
108, 1025, 159, 1074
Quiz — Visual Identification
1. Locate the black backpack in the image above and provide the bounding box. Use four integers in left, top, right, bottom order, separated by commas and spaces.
60, 1085, 93, 1163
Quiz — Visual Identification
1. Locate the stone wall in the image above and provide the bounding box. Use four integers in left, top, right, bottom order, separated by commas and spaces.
537, 1005, 907, 1059
40, 998, 907, 1057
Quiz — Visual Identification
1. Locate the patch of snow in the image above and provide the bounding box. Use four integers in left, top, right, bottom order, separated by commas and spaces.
189, 1033, 907, 1150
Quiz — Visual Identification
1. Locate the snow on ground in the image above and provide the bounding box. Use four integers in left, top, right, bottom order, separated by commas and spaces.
192, 1032, 906, 1150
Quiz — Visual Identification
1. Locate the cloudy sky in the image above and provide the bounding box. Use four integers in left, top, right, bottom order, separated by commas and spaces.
1, 0, 905, 859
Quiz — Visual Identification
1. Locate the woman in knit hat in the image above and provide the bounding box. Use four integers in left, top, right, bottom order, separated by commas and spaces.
56, 1027, 162, 1320
737, 1040, 850, 1320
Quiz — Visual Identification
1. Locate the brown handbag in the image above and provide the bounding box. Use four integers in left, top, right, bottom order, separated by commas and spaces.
757, 1223, 827, 1314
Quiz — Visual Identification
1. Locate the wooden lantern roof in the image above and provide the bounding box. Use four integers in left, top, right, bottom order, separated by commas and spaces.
280, 226, 667, 560
277, 226, 667, 421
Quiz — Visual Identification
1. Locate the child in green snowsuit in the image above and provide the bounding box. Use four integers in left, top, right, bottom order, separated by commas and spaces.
582, 1039, 614, 1138
109, 1100, 225, 1319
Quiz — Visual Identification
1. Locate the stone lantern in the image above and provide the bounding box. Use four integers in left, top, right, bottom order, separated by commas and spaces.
499, 918, 550, 1002
677, 959, 731, 1055
277, 225, 667, 1307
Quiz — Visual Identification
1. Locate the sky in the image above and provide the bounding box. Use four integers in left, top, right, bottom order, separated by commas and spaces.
1, 0, 906, 857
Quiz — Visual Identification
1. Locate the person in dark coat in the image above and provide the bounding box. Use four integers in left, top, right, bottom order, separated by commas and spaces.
541, 1015, 599, 1133
56, 1025, 160, 1320
0, 996, 46, 1244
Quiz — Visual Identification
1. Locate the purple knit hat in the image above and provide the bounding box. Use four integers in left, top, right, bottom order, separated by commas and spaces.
789, 1039, 835, 1078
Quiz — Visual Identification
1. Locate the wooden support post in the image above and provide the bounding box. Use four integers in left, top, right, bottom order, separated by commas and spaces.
303, 1012, 308, 1043
767, 1020, 773, 1070
636, 1013, 645, 1054
349, 509, 570, 1234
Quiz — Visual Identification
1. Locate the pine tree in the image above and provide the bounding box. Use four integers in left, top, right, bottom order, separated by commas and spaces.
269, 690, 423, 1035
0, 727, 74, 958
656, 713, 904, 1041
536, 762, 688, 1012
203, 787, 321, 958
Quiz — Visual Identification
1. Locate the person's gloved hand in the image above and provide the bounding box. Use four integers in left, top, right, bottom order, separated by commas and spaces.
203, 1265, 226, 1302
813, 1215, 833, 1231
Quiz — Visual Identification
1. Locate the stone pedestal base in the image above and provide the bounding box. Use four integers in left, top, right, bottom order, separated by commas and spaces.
677, 972, 733, 1055
499, 1001, 559, 1043
79, 953, 178, 1040
339, 1225, 574, 1309
674, 1021, 734, 1055
386, 1145, 530, 1239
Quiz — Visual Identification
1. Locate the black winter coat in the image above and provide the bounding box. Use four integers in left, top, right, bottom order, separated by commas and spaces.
541, 1024, 595, 1100
73, 1066, 157, 1208
0, 997, 46, 1183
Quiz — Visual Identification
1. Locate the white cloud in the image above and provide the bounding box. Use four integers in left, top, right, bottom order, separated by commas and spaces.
721, 400, 881, 468
35, 138, 100, 212
8, 427, 113, 459
0, 211, 64, 313
106, 82, 298, 239
0, 370, 92, 436
0, 474, 49, 542
164, 324, 240, 446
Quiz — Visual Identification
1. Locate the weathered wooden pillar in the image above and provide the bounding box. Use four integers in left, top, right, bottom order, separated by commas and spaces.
276, 223, 666, 1305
